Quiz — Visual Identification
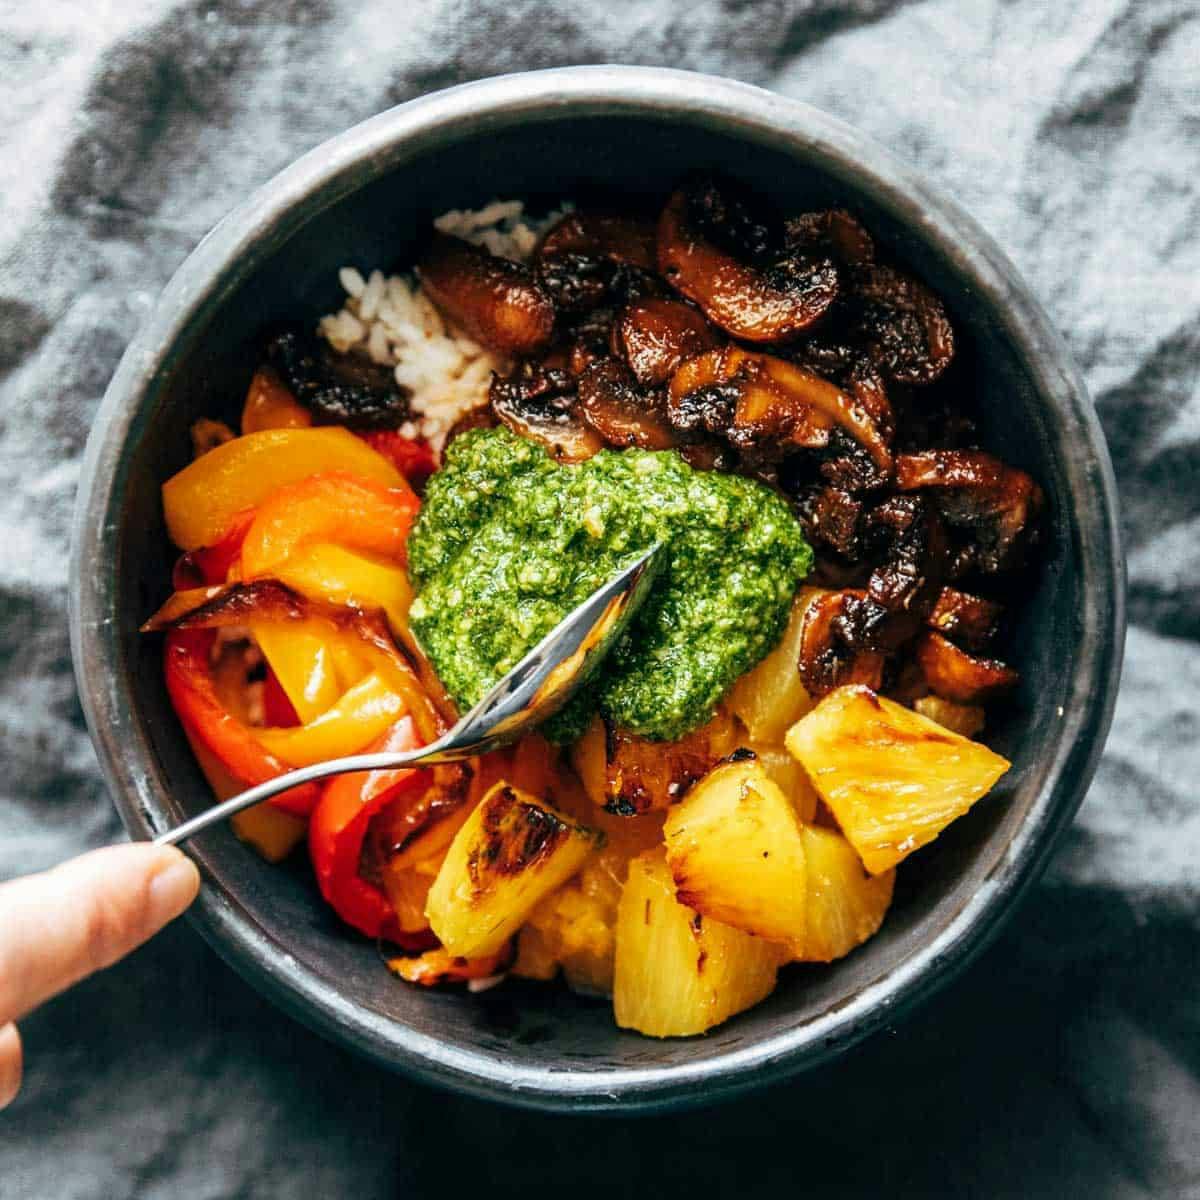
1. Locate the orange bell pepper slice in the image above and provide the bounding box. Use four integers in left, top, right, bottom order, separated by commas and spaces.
162, 427, 403, 550
240, 471, 420, 579
240, 367, 312, 434
164, 629, 320, 816
171, 509, 255, 590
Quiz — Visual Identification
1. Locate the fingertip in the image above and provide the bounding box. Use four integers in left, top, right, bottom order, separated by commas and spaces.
0, 1022, 22, 1111
146, 848, 201, 930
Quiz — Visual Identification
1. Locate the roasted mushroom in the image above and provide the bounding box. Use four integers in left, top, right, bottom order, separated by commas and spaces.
576, 359, 680, 451
896, 450, 1042, 573
668, 346, 893, 471
416, 233, 556, 357
536, 210, 658, 270
926, 587, 1002, 652
489, 363, 602, 462
611, 297, 721, 386
784, 209, 876, 270
849, 266, 955, 385
915, 631, 1018, 704
656, 178, 839, 343
796, 589, 887, 697
265, 327, 410, 429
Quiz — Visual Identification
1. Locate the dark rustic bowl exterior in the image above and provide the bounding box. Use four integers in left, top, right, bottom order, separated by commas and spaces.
69, 67, 1124, 1112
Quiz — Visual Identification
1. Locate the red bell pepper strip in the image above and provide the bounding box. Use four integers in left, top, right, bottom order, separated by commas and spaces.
171, 509, 255, 590
261, 665, 300, 728
359, 431, 438, 493
308, 716, 432, 940
163, 629, 319, 816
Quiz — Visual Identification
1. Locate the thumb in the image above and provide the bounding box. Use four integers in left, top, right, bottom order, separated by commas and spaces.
0, 843, 200, 1026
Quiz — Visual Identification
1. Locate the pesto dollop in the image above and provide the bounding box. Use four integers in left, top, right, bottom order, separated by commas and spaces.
407, 427, 812, 741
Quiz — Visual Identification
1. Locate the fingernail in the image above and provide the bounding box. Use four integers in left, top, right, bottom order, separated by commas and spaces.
147, 850, 201, 928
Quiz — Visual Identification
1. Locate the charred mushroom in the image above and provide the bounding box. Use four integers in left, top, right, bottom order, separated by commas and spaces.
489, 363, 602, 462
576, 359, 680, 451
656, 178, 839, 343
536, 210, 658, 270
265, 327, 410, 429
896, 450, 1042, 573
849, 266, 955, 385
915, 631, 1018, 704
416, 233, 556, 357
926, 587, 1002, 652
611, 297, 722, 386
797, 589, 887, 697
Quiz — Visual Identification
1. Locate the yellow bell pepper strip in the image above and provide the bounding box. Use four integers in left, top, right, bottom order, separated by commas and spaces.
253, 672, 405, 768
239, 471, 420, 579
171, 509, 255, 590
240, 367, 312, 434
267, 543, 414, 641
162, 427, 403, 550
249, 619, 348, 724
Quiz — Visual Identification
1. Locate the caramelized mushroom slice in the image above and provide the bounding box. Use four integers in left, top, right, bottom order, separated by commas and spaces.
577, 359, 681, 451
896, 450, 1043, 573
489, 363, 602, 462
416, 233, 555, 357
915, 631, 1018, 704
784, 209, 876, 270
656, 181, 839, 343
265, 327, 410, 429
926, 587, 1002, 652
797, 589, 887, 697
850, 266, 955, 385
862, 494, 949, 643
611, 297, 722, 386
669, 346, 892, 471
536, 211, 658, 270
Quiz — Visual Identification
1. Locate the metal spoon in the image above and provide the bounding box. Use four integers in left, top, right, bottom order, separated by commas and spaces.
154, 544, 663, 847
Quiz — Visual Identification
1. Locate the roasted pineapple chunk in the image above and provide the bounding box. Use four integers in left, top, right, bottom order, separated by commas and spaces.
614, 850, 780, 1037
913, 694, 986, 738
569, 710, 739, 815
426, 782, 602, 958
728, 588, 822, 742
786, 685, 1010, 874
663, 758, 807, 946
749, 743, 819, 823
795, 826, 895, 962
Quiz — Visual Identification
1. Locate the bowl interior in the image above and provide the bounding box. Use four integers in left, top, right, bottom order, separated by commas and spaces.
100, 101, 1090, 1101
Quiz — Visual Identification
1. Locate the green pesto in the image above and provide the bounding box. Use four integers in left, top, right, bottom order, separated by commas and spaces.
407, 427, 812, 742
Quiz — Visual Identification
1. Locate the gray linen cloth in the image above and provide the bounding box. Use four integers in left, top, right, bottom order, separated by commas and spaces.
2, 1, 1198, 1195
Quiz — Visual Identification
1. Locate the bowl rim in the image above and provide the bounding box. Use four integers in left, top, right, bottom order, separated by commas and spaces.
69, 64, 1125, 1113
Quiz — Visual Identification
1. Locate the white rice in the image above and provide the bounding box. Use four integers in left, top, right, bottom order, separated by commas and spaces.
317, 200, 568, 447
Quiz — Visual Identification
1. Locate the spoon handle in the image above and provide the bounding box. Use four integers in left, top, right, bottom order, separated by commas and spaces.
152, 742, 447, 847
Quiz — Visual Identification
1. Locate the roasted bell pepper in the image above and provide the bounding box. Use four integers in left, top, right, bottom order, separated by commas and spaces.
162, 427, 403, 550
241, 367, 312, 434
261, 665, 300, 727
240, 471, 420, 579
308, 716, 432, 939
250, 619, 358, 724
253, 672, 405, 768
164, 629, 320, 816
268, 543, 414, 639
171, 509, 255, 590
360, 430, 438, 492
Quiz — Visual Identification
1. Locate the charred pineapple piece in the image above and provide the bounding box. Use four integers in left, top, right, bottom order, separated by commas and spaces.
748, 743, 819, 823
613, 850, 780, 1037
913, 694, 986, 738
663, 758, 808, 946
426, 782, 602, 958
785, 685, 1010, 874
570, 709, 740, 815
728, 588, 821, 742
795, 825, 894, 962
385, 944, 513, 987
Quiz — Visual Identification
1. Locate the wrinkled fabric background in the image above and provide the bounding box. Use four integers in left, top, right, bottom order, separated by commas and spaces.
1, 1, 1197, 1195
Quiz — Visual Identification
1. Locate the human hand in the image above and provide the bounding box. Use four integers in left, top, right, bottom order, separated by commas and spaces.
0, 843, 200, 1111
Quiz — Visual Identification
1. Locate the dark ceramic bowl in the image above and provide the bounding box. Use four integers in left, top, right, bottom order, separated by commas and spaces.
69, 66, 1124, 1112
